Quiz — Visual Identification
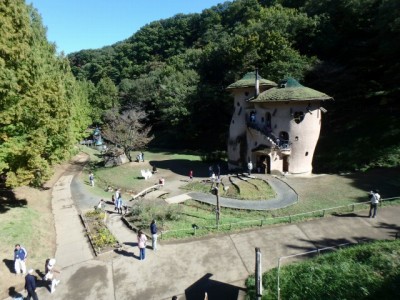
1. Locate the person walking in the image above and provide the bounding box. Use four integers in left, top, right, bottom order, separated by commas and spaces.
14, 244, 27, 275
368, 189, 381, 218
89, 172, 94, 187
141, 151, 145, 162
189, 170, 193, 181
44, 258, 60, 294
137, 230, 148, 260
150, 220, 158, 251
115, 195, 123, 214
25, 269, 38, 300
247, 161, 253, 175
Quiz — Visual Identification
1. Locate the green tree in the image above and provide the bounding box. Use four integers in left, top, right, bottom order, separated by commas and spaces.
90, 77, 118, 124
0, 1, 92, 187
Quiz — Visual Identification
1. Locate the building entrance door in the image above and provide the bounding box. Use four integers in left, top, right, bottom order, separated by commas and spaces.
282, 156, 289, 173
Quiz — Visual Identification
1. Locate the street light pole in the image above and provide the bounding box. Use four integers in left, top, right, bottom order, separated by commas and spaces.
212, 180, 221, 228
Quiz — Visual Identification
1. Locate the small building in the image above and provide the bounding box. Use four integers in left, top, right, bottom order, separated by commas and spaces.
227, 71, 332, 175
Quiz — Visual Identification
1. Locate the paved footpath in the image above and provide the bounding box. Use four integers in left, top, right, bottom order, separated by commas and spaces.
7, 170, 400, 300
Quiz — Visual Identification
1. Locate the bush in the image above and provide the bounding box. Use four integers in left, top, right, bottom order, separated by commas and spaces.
127, 201, 182, 224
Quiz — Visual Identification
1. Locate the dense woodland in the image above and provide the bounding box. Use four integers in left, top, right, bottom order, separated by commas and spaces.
1, 0, 399, 187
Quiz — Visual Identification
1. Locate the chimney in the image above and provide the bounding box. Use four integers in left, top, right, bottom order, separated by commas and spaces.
255, 68, 259, 97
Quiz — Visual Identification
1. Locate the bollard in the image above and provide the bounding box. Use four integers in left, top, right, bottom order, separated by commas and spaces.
255, 247, 262, 300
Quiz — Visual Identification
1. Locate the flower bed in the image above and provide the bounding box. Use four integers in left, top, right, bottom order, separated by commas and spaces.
82, 210, 118, 255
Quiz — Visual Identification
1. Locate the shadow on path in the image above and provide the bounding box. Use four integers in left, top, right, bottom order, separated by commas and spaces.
185, 273, 245, 300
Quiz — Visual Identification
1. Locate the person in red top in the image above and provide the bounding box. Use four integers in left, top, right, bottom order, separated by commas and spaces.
189, 170, 193, 181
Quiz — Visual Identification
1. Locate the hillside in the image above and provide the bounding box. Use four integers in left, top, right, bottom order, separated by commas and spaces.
67, 0, 400, 173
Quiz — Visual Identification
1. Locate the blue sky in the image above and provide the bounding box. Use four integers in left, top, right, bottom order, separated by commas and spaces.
28, 0, 229, 55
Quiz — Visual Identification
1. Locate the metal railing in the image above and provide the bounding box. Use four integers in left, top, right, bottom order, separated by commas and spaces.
159, 196, 400, 239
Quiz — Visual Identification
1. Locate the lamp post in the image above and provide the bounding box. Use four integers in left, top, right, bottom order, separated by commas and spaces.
212, 179, 221, 228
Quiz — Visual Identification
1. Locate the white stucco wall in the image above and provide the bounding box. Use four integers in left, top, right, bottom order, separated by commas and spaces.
246, 101, 321, 174
227, 85, 322, 174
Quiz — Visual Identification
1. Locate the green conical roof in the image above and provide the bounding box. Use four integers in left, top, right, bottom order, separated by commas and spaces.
226, 72, 277, 89
252, 78, 332, 102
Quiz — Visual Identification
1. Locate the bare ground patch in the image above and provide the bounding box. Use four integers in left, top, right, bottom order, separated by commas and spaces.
0, 154, 88, 299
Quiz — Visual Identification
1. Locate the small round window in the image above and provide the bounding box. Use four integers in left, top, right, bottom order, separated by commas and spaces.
294, 112, 305, 124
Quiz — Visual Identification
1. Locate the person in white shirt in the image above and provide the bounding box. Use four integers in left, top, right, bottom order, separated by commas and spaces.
368, 189, 381, 218
44, 258, 60, 293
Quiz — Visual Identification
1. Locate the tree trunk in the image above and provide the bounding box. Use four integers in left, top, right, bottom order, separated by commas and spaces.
125, 149, 132, 162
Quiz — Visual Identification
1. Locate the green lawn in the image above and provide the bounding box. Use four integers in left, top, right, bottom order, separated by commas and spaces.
79, 146, 400, 240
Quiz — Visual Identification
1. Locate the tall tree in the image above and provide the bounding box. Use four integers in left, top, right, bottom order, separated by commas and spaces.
0, 1, 92, 187
101, 108, 153, 162
90, 77, 118, 124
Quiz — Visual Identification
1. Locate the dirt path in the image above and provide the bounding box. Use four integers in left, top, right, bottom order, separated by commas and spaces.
0, 153, 91, 300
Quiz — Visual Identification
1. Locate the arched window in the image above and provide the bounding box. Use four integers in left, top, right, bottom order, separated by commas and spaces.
293, 111, 305, 124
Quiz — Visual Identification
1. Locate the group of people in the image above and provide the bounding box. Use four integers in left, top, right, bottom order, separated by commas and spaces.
14, 244, 61, 299
136, 151, 145, 162
136, 219, 158, 261
113, 188, 122, 214
208, 164, 221, 181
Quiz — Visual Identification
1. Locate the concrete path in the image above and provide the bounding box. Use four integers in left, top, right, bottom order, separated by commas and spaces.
29, 204, 400, 300
52, 175, 93, 268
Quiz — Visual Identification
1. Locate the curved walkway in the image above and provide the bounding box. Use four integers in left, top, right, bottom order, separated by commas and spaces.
167, 175, 298, 210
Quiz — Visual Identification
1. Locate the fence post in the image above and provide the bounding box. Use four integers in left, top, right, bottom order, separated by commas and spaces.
255, 248, 262, 300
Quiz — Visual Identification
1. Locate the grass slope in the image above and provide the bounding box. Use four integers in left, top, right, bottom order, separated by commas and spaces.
246, 239, 400, 300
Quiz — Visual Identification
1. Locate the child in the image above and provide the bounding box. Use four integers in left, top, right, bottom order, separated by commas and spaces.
43, 258, 60, 293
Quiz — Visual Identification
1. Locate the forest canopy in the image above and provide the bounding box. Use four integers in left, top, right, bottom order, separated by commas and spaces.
68, 0, 400, 172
